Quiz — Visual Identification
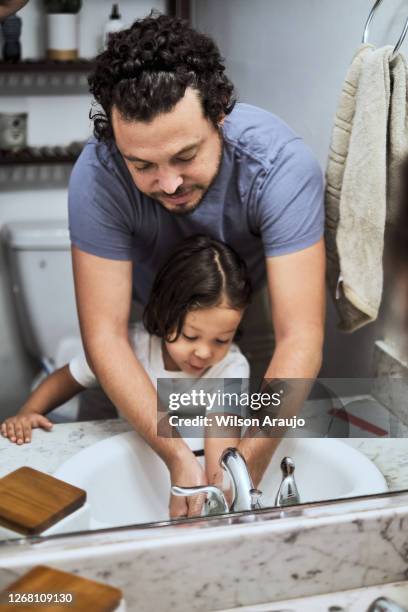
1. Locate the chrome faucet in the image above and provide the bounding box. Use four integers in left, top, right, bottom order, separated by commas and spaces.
220, 447, 263, 512
275, 457, 301, 507
172, 449, 302, 515
171, 447, 263, 516
171, 484, 229, 516
366, 597, 408, 612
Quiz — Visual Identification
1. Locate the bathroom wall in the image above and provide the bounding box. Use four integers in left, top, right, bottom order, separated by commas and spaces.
191, 0, 408, 379
0, 0, 165, 416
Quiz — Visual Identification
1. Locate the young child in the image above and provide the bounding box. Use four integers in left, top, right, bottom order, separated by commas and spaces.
1, 235, 252, 468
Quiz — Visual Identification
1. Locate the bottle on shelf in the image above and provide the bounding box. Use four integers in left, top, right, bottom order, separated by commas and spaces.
1, 14, 22, 62
103, 4, 124, 49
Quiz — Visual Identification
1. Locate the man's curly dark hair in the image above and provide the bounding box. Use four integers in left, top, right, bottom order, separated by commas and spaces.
88, 11, 236, 142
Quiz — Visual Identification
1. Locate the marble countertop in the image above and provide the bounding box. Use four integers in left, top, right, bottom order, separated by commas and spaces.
1, 489, 408, 612
0, 419, 131, 478
1, 418, 408, 611
222, 580, 408, 611
345, 438, 408, 491
0, 418, 407, 494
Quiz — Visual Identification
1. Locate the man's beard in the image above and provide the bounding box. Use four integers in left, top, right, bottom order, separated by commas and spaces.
151, 136, 224, 216
155, 184, 207, 216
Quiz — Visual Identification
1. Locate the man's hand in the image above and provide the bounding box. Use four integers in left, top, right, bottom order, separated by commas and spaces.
169, 450, 208, 518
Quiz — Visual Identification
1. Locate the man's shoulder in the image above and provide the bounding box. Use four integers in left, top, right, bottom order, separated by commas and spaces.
72, 137, 121, 176
69, 136, 137, 209
223, 103, 299, 167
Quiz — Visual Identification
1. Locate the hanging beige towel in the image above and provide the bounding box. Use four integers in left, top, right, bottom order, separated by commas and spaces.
325, 44, 406, 332
388, 52, 408, 223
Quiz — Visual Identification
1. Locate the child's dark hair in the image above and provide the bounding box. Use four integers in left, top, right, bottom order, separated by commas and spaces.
143, 235, 251, 341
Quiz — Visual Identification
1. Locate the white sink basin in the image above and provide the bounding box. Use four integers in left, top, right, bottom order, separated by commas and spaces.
54, 433, 387, 530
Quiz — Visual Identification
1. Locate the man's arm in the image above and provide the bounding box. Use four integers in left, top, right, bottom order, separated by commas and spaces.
71, 247, 207, 517
237, 238, 326, 486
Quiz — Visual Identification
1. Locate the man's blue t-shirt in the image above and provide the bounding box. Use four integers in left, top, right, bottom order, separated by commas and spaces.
68, 103, 324, 305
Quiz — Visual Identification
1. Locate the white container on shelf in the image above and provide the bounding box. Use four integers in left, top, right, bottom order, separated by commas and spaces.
47, 14, 79, 60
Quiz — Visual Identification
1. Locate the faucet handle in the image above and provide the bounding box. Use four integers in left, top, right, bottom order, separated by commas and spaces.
171, 485, 229, 516
275, 456, 301, 507
366, 597, 408, 612
281, 456, 295, 476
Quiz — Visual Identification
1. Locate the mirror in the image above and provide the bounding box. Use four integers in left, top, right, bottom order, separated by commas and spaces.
0, 0, 407, 543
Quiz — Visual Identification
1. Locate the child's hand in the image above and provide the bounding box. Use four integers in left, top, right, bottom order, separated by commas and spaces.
169, 451, 208, 519
1, 414, 53, 444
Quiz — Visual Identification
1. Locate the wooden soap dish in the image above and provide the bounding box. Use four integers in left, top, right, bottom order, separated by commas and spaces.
0, 565, 123, 611
0, 467, 86, 535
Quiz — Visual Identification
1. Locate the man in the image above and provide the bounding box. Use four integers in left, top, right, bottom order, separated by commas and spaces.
69, 12, 325, 518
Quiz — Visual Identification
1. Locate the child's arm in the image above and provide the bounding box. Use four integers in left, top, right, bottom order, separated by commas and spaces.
1, 365, 84, 445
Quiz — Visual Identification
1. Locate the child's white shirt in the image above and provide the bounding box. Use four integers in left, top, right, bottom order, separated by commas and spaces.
69, 322, 249, 388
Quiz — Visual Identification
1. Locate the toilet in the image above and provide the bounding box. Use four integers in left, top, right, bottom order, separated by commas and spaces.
2, 220, 82, 420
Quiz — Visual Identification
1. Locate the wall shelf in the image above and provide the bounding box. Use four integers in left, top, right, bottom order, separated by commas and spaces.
0, 143, 83, 188
0, 60, 95, 94
0, 143, 84, 166
0, 59, 96, 73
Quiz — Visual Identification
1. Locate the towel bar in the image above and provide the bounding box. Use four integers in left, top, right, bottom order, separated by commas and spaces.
362, 0, 408, 59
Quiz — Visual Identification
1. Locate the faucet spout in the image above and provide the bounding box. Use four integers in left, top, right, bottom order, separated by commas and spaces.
220, 447, 263, 512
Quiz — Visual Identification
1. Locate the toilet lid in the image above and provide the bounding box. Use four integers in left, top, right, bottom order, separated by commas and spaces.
3, 221, 70, 250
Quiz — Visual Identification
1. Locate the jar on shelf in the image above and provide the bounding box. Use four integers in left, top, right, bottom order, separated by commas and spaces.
44, 0, 82, 61
0, 112, 28, 151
